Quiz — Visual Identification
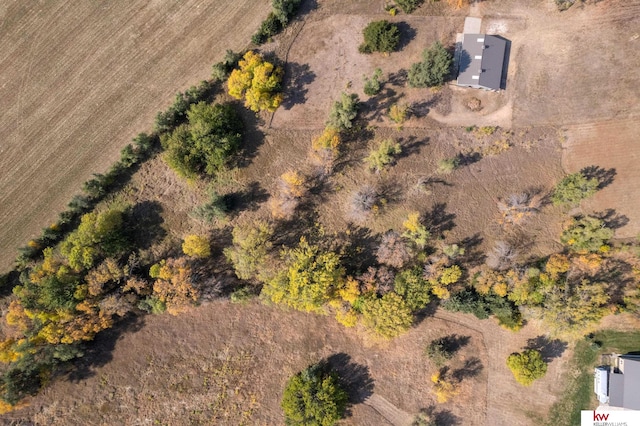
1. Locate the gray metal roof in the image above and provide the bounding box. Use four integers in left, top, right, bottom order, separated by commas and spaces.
610, 356, 640, 409
456, 34, 506, 91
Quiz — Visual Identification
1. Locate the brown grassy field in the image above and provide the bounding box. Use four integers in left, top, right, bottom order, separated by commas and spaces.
0, 0, 272, 271
1, 0, 639, 424
6, 301, 569, 426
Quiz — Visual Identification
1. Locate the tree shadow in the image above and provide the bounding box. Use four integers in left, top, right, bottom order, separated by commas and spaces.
526, 336, 568, 362
440, 334, 471, 354
360, 87, 403, 122
333, 226, 380, 275
396, 22, 417, 52
233, 102, 266, 169
457, 233, 485, 267
296, 0, 319, 17
281, 62, 316, 110
397, 136, 429, 160
225, 181, 270, 216
387, 69, 408, 87
125, 201, 166, 251
423, 203, 456, 236
416, 406, 461, 426
457, 151, 482, 166
580, 165, 616, 190
452, 357, 483, 382
66, 314, 145, 383
411, 93, 440, 118
593, 208, 629, 230
325, 353, 374, 407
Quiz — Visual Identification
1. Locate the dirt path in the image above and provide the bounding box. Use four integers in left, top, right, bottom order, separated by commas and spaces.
364, 394, 414, 426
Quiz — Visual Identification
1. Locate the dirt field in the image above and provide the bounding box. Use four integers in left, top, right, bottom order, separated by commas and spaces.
0, 0, 272, 271
6, 301, 569, 426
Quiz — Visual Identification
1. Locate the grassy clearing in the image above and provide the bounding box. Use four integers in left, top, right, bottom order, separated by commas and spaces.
545, 330, 640, 426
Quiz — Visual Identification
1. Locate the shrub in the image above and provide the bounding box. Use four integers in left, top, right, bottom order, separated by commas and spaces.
252, 12, 282, 45
560, 216, 614, 253
497, 193, 543, 225
486, 241, 517, 271
182, 235, 211, 258
506, 349, 548, 386
281, 362, 348, 426
192, 189, 228, 222
425, 337, 455, 367
408, 42, 452, 88
327, 92, 359, 130
430, 369, 459, 403
402, 212, 430, 249
363, 68, 383, 96
137, 296, 167, 314
359, 20, 400, 54
388, 103, 410, 126
551, 172, 599, 206
270, 170, 307, 219
227, 51, 284, 112
211, 49, 242, 82
365, 138, 402, 172
361, 292, 413, 338
230, 286, 254, 304
437, 157, 460, 174
395, 0, 425, 13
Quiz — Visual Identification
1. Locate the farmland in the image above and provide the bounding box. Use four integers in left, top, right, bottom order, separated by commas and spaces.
0, 0, 271, 271
1, 0, 639, 425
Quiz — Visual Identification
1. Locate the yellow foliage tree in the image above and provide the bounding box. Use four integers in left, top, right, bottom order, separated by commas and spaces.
227, 50, 284, 112
152, 257, 200, 315
182, 234, 211, 258
402, 211, 429, 249
431, 370, 460, 403
312, 127, 341, 154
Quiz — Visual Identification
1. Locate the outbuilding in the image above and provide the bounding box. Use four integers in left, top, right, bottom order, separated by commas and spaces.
457, 34, 507, 91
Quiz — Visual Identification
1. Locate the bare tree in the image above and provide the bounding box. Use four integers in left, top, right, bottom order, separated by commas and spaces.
376, 231, 412, 268
347, 185, 378, 222
486, 241, 517, 271
497, 192, 543, 225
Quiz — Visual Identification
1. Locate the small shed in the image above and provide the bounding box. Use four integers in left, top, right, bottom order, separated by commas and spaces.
456, 34, 507, 91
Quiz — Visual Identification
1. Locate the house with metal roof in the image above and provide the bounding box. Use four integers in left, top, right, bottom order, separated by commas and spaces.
609, 355, 640, 410
457, 34, 507, 91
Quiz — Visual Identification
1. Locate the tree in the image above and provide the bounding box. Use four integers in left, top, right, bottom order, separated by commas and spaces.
402, 212, 430, 249
551, 172, 599, 206
361, 292, 413, 338
224, 221, 273, 281
227, 51, 284, 112
273, 0, 302, 26
430, 369, 460, 403
359, 20, 400, 54
327, 92, 359, 130
365, 138, 402, 172
261, 237, 345, 313
211, 49, 242, 82
394, 267, 431, 311
347, 185, 379, 223
376, 231, 412, 268
271, 170, 307, 219
182, 235, 211, 258
161, 102, 243, 178
506, 349, 548, 386
560, 216, 614, 253
408, 42, 452, 88
281, 362, 348, 426
425, 337, 455, 367
151, 257, 200, 315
